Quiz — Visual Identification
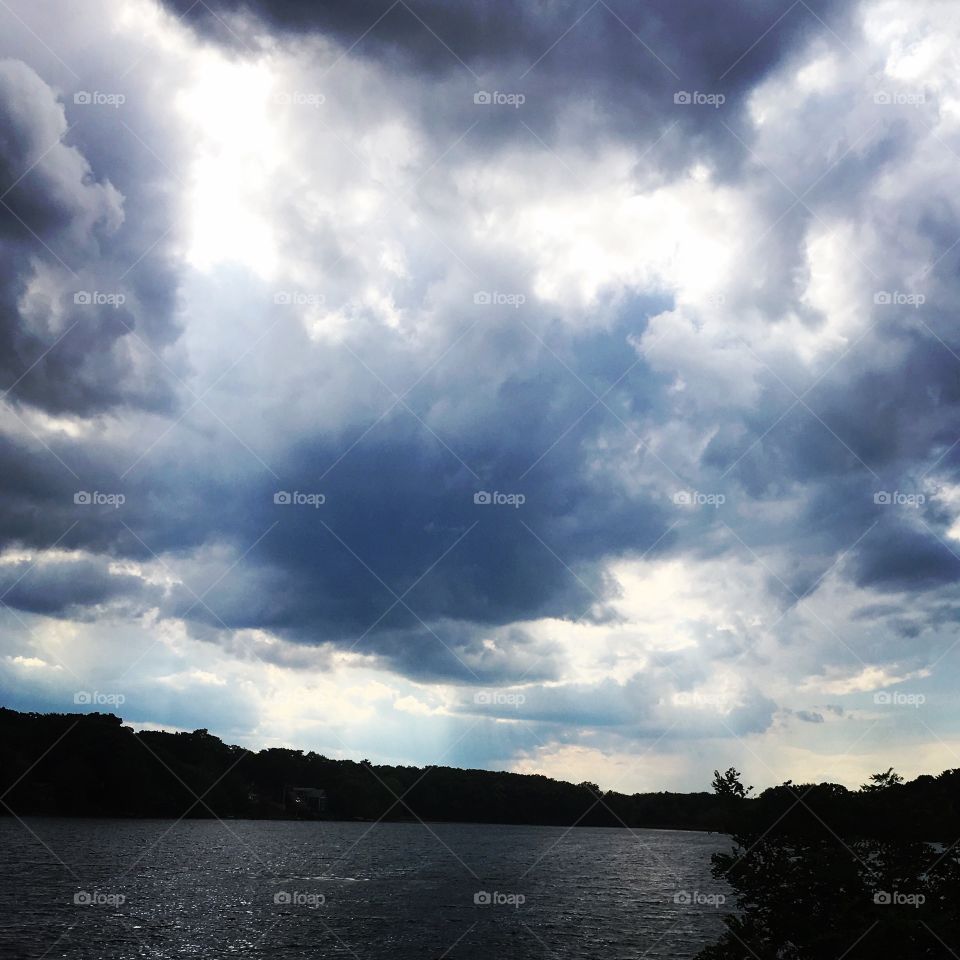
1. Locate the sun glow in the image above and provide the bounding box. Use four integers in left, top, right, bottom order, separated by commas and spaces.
175, 53, 284, 277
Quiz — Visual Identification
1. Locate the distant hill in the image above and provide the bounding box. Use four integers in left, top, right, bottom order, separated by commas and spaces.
0, 707, 728, 829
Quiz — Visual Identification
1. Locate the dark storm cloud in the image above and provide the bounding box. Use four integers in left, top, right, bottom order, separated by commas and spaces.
853, 527, 960, 592
0, 277, 678, 683
164, 0, 848, 88
0, 56, 187, 624
162, 0, 855, 177
0, 553, 158, 618
364, 622, 564, 684
0, 59, 182, 416
702, 307, 960, 601
96, 318, 676, 681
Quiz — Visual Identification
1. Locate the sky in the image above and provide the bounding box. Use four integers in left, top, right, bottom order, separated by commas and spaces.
0, 0, 958, 793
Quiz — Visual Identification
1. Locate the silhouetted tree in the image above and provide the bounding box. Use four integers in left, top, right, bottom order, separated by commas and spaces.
712, 767, 753, 799
861, 767, 904, 791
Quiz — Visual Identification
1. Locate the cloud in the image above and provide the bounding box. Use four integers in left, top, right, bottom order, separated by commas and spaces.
1, 0, 960, 789
0, 549, 159, 618
0, 59, 182, 417
161, 0, 854, 161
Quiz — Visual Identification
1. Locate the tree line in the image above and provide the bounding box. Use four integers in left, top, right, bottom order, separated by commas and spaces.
0, 708, 730, 827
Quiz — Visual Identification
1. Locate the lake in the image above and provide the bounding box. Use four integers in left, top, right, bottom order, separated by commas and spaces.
0, 819, 732, 958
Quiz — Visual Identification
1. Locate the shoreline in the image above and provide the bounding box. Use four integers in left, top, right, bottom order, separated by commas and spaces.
0, 812, 728, 834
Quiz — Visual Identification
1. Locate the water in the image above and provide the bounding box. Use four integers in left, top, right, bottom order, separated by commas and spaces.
0, 819, 732, 958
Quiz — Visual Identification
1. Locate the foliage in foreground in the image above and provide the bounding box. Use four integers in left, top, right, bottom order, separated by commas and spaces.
698, 773, 960, 959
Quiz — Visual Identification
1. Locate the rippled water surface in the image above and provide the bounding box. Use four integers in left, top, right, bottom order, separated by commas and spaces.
0, 819, 732, 958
